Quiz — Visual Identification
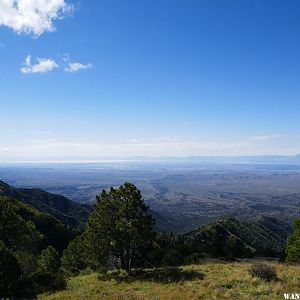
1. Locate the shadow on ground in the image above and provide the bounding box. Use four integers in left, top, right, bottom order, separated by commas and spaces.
98, 267, 205, 284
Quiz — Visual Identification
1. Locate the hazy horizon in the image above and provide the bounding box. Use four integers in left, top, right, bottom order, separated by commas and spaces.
1, 154, 300, 165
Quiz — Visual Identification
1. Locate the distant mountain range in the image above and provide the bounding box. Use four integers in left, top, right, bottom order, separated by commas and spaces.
2, 154, 300, 165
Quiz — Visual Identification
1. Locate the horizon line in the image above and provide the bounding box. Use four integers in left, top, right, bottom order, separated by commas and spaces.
0, 154, 300, 164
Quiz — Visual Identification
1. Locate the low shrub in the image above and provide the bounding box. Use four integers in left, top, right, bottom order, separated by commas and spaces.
97, 267, 204, 283
98, 269, 129, 281
249, 263, 277, 282
31, 271, 67, 293
184, 253, 202, 265
161, 250, 182, 267
79, 267, 93, 276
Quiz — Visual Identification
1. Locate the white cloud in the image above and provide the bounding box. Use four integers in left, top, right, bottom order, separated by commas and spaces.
0, 0, 72, 37
20, 55, 58, 74
64, 62, 93, 72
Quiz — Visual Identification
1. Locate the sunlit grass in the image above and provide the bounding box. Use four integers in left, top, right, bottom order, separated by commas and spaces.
38, 262, 300, 300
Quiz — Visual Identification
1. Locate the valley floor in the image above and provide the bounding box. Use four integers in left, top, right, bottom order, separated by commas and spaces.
39, 261, 300, 300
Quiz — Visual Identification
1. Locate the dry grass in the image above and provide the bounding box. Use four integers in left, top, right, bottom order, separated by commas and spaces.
38, 261, 300, 300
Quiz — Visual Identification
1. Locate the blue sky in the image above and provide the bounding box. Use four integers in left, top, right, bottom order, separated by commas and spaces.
0, 0, 300, 161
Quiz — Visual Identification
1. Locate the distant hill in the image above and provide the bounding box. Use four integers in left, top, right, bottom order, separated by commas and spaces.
185, 216, 292, 257
0, 181, 91, 227
149, 209, 179, 232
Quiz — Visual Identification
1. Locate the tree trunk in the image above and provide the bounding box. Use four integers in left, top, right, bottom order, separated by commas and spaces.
120, 253, 126, 270
123, 251, 131, 272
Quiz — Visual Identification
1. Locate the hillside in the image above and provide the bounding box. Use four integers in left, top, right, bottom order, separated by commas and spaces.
149, 209, 179, 232
38, 262, 300, 300
0, 180, 91, 253
184, 216, 291, 258
0, 195, 78, 252
0, 181, 91, 227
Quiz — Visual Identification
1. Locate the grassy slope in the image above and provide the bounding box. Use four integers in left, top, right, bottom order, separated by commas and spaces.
39, 262, 300, 300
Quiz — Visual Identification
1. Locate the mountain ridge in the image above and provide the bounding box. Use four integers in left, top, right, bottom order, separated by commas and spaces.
0, 180, 91, 227
185, 216, 291, 257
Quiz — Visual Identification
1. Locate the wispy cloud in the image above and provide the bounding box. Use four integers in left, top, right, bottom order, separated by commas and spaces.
129, 137, 183, 143
248, 134, 282, 141
64, 62, 93, 72
20, 55, 59, 74
62, 54, 93, 72
0, 0, 73, 37
26, 130, 53, 135
1, 134, 297, 161
0, 137, 252, 158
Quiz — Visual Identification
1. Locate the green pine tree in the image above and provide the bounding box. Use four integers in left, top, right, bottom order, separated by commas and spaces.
85, 182, 155, 271
61, 234, 89, 275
